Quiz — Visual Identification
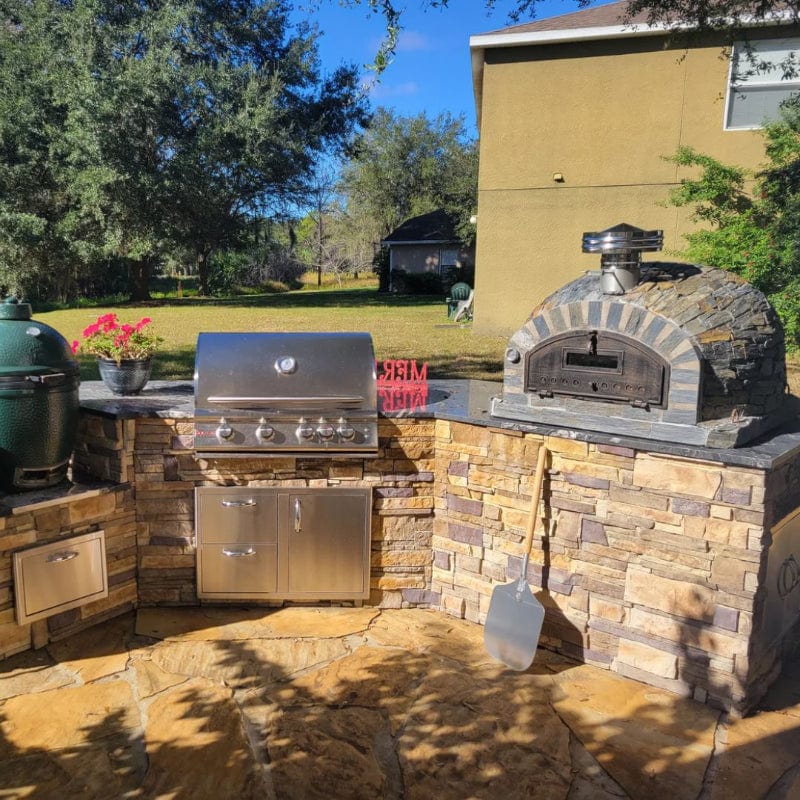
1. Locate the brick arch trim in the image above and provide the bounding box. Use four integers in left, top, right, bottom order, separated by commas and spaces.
517, 300, 704, 423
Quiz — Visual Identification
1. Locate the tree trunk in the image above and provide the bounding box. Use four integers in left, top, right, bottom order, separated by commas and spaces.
197, 248, 212, 296
128, 258, 152, 301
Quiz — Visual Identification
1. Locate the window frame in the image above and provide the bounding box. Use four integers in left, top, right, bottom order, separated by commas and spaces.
724, 37, 800, 131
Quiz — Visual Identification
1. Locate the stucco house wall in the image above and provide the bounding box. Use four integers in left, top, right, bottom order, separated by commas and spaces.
470, 14, 791, 336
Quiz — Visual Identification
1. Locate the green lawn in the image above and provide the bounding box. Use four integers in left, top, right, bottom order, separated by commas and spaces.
41, 286, 508, 383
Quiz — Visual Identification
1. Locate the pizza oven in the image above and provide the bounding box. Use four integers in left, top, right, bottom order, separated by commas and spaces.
491, 224, 792, 448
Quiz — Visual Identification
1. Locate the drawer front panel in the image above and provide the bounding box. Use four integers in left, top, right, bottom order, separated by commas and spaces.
198, 543, 278, 596
14, 531, 108, 625
196, 488, 277, 544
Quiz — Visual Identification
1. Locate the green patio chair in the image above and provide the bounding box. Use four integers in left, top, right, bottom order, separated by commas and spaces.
446, 282, 472, 318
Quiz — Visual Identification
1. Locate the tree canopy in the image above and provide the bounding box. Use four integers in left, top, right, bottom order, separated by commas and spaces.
667, 99, 800, 348
330, 108, 477, 288
0, 0, 369, 300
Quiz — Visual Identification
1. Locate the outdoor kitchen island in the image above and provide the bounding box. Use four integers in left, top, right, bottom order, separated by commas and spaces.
1, 377, 799, 716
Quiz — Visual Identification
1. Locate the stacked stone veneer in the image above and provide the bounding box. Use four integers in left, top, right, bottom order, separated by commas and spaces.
434, 420, 800, 713
493, 264, 789, 447
4, 406, 799, 715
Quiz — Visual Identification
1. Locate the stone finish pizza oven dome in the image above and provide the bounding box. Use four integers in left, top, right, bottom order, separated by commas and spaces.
492, 261, 791, 448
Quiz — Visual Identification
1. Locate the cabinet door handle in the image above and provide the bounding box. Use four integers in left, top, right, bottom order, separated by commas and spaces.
222, 547, 256, 557
294, 497, 302, 533
46, 551, 79, 564
220, 498, 256, 508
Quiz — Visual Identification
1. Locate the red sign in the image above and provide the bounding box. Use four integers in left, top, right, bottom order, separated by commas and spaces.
376, 360, 429, 413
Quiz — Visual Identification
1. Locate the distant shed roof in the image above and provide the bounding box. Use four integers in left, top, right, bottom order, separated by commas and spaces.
381, 209, 460, 245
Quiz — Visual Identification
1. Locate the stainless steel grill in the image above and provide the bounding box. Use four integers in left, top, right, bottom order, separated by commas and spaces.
193, 332, 378, 457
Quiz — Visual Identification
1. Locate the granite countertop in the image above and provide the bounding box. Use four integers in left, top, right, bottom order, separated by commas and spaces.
78, 379, 800, 470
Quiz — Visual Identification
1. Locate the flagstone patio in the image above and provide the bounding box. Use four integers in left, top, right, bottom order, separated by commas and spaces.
1, 607, 799, 799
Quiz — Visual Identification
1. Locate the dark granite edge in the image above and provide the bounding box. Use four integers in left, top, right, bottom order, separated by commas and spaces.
0, 478, 130, 518
78, 379, 800, 470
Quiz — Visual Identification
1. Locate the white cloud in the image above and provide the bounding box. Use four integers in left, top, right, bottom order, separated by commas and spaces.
367, 28, 430, 56
368, 80, 420, 99
396, 30, 430, 52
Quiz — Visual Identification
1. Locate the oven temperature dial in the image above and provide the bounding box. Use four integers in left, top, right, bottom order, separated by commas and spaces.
296, 418, 315, 439
216, 417, 234, 440
316, 419, 335, 440
336, 418, 356, 440
256, 418, 275, 440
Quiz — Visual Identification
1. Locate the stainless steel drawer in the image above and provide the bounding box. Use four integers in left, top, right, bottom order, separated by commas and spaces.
196, 488, 277, 544
198, 544, 278, 597
13, 531, 108, 625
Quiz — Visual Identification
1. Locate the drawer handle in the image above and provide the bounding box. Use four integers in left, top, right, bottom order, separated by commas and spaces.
222, 547, 256, 558
220, 499, 256, 508
46, 550, 79, 564
294, 497, 302, 533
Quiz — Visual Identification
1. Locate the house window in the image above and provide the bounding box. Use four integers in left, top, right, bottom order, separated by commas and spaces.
725, 38, 800, 130
440, 248, 460, 273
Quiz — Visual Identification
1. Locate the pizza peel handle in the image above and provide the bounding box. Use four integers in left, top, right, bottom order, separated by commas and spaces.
483, 445, 547, 670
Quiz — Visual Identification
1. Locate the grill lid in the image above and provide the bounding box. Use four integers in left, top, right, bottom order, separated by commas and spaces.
194, 332, 376, 412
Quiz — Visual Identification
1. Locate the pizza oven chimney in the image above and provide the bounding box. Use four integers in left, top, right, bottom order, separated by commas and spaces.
582, 223, 663, 295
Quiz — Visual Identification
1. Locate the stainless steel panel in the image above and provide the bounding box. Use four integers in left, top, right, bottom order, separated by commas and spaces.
194, 486, 371, 601
194, 332, 376, 413
13, 530, 108, 625
195, 488, 277, 544
283, 489, 370, 598
198, 543, 278, 597
763, 507, 800, 646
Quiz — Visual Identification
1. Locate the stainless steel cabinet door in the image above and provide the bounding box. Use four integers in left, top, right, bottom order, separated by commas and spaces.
196, 488, 278, 544
284, 490, 370, 597
198, 543, 278, 596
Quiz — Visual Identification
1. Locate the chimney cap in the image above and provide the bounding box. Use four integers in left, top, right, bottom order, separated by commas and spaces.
582, 223, 663, 254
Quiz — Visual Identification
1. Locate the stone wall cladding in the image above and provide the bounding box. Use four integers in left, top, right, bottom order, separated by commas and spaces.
432, 420, 798, 714
130, 416, 436, 608
0, 486, 135, 659
9, 406, 795, 716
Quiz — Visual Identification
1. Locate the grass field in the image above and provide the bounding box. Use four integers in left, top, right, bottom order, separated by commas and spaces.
41, 284, 508, 382
38, 278, 800, 395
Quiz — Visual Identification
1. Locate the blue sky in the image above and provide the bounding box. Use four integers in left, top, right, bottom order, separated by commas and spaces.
300, 0, 599, 135
298, 1, 603, 136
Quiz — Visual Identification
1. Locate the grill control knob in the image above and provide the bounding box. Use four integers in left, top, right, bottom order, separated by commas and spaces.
256, 418, 275, 440
216, 417, 233, 440
336, 418, 356, 440
316, 420, 335, 440
296, 418, 315, 440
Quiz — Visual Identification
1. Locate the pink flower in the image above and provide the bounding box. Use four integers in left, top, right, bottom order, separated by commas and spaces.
82, 323, 100, 337
71, 340, 79, 354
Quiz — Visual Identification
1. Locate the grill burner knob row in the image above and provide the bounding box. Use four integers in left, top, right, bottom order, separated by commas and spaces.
216, 417, 234, 440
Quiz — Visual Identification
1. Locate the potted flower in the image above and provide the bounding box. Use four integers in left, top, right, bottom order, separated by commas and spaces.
73, 313, 161, 395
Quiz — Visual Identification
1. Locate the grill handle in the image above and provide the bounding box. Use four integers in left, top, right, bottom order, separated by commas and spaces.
46, 550, 79, 564
206, 396, 366, 408
294, 497, 302, 533
220, 498, 256, 508
222, 547, 257, 558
